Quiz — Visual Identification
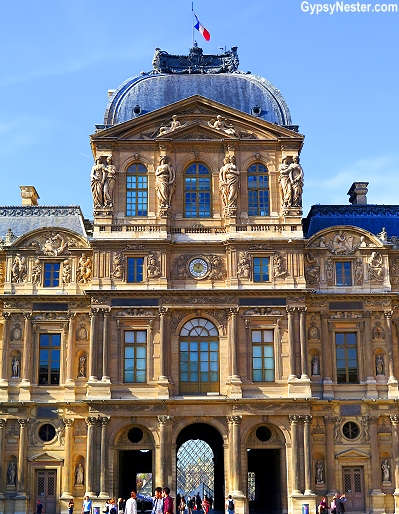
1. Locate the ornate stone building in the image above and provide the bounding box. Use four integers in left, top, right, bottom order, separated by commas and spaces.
1, 45, 399, 514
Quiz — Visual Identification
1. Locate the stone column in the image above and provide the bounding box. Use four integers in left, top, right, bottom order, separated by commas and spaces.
102, 310, 110, 381
0, 419, 6, 496
16, 419, 29, 497
289, 415, 301, 494
303, 415, 313, 495
158, 416, 172, 487
368, 417, 382, 492
299, 308, 309, 379
287, 307, 297, 379
385, 311, 395, 380
21, 313, 32, 383
158, 308, 168, 381
321, 313, 334, 399
324, 416, 337, 495
227, 415, 243, 494
0, 313, 11, 382
61, 419, 74, 498
229, 308, 240, 380
66, 314, 76, 382
88, 309, 99, 381
390, 415, 399, 494
364, 313, 374, 380
99, 417, 110, 498
85, 417, 97, 496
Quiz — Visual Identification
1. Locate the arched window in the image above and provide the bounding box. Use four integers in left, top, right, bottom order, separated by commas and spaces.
184, 163, 212, 218
247, 163, 269, 216
126, 163, 148, 216
179, 318, 219, 393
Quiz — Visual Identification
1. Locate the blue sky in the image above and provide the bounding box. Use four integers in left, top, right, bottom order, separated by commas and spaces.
1, 0, 398, 219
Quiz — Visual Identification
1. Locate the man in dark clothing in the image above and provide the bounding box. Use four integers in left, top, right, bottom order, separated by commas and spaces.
36, 501, 44, 514
195, 494, 201, 512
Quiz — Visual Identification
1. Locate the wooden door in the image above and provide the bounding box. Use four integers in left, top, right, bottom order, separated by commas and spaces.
36, 470, 57, 514
342, 467, 365, 511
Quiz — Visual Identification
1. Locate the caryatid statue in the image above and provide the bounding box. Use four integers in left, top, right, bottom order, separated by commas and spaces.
155, 156, 175, 211
104, 156, 117, 207
90, 157, 106, 208
219, 155, 240, 210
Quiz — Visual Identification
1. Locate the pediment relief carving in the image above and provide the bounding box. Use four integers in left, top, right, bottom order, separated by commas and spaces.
335, 449, 370, 460
17, 231, 88, 255
308, 230, 372, 255
28, 452, 64, 462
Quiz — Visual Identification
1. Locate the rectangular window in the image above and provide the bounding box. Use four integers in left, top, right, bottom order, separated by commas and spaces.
39, 333, 61, 385
336, 332, 358, 383
126, 174, 148, 216
252, 329, 274, 382
127, 257, 144, 283
124, 330, 147, 383
253, 257, 269, 282
44, 263, 60, 287
336, 261, 352, 286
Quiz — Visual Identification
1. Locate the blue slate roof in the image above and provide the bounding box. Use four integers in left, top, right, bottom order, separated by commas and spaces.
104, 72, 293, 127
303, 205, 399, 239
0, 206, 88, 241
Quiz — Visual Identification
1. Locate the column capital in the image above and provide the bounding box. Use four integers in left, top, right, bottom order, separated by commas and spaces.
364, 311, 372, 319
320, 312, 330, 320
368, 416, 379, 425
85, 416, 97, 427
18, 418, 30, 428
323, 415, 339, 425
390, 414, 399, 425
286, 306, 296, 315
157, 415, 172, 426
0, 418, 6, 428
89, 308, 100, 317
63, 418, 74, 428
67, 312, 77, 320
22, 312, 32, 321
101, 308, 111, 317
384, 310, 393, 319
303, 414, 313, 424
227, 415, 242, 425
99, 416, 110, 427
289, 414, 301, 424
298, 306, 308, 315
228, 307, 239, 317
159, 307, 168, 317
2, 311, 11, 321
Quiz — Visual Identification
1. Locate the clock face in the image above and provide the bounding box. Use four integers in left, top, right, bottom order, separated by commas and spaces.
188, 257, 209, 279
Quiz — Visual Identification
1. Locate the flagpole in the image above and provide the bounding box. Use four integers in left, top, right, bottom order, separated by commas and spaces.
192, 2, 194, 47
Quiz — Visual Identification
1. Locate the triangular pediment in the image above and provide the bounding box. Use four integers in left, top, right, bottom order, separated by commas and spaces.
335, 449, 370, 459
91, 95, 303, 144
28, 452, 64, 462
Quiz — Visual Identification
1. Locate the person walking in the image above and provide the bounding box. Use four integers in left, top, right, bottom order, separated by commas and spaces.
125, 491, 138, 514
162, 487, 173, 514
225, 495, 234, 514
82, 496, 92, 514
137, 487, 163, 514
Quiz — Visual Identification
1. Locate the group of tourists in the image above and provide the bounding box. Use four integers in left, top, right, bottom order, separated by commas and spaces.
176, 492, 213, 514
318, 493, 346, 514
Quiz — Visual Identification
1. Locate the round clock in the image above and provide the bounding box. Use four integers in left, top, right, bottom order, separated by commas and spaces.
188, 257, 209, 279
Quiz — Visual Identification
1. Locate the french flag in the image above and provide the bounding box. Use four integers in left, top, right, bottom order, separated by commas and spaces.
194, 14, 211, 41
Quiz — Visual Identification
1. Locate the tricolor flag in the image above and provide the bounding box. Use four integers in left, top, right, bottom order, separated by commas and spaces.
194, 14, 211, 41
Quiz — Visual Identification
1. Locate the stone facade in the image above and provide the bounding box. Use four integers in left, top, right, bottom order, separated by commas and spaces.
1, 47, 399, 514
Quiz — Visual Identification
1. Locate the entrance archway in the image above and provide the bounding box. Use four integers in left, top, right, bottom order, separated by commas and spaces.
176, 423, 224, 510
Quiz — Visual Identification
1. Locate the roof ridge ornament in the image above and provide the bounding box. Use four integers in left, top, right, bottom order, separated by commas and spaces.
151, 45, 240, 74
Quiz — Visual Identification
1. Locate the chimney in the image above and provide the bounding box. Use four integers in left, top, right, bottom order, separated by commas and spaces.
348, 182, 368, 205
20, 186, 39, 206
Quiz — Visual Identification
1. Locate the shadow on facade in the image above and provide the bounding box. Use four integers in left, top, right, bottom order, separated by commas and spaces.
247, 449, 281, 514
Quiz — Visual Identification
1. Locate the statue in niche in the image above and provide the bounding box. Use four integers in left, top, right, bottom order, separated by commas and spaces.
158, 115, 186, 136
90, 157, 106, 208
315, 460, 324, 484
7, 462, 16, 486
10, 323, 22, 341
11, 254, 27, 283
208, 115, 239, 137
155, 156, 175, 211
278, 157, 292, 208
12, 358, 20, 378
311, 355, 320, 376
237, 252, 250, 279
308, 322, 320, 340
369, 252, 384, 282
31, 259, 42, 285
62, 260, 71, 285
375, 354, 385, 376
219, 156, 240, 210
382, 460, 390, 482
104, 156, 116, 207
305, 253, 320, 284
354, 259, 363, 285
77, 254, 92, 284
75, 463, 84, 485
289, 156, 304, 208
79, 356, 86, 377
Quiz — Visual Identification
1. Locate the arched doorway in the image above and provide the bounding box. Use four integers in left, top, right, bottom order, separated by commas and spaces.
176, 423, 224, 510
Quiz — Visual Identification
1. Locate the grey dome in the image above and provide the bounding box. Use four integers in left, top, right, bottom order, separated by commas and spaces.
104, 48, 293, 127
